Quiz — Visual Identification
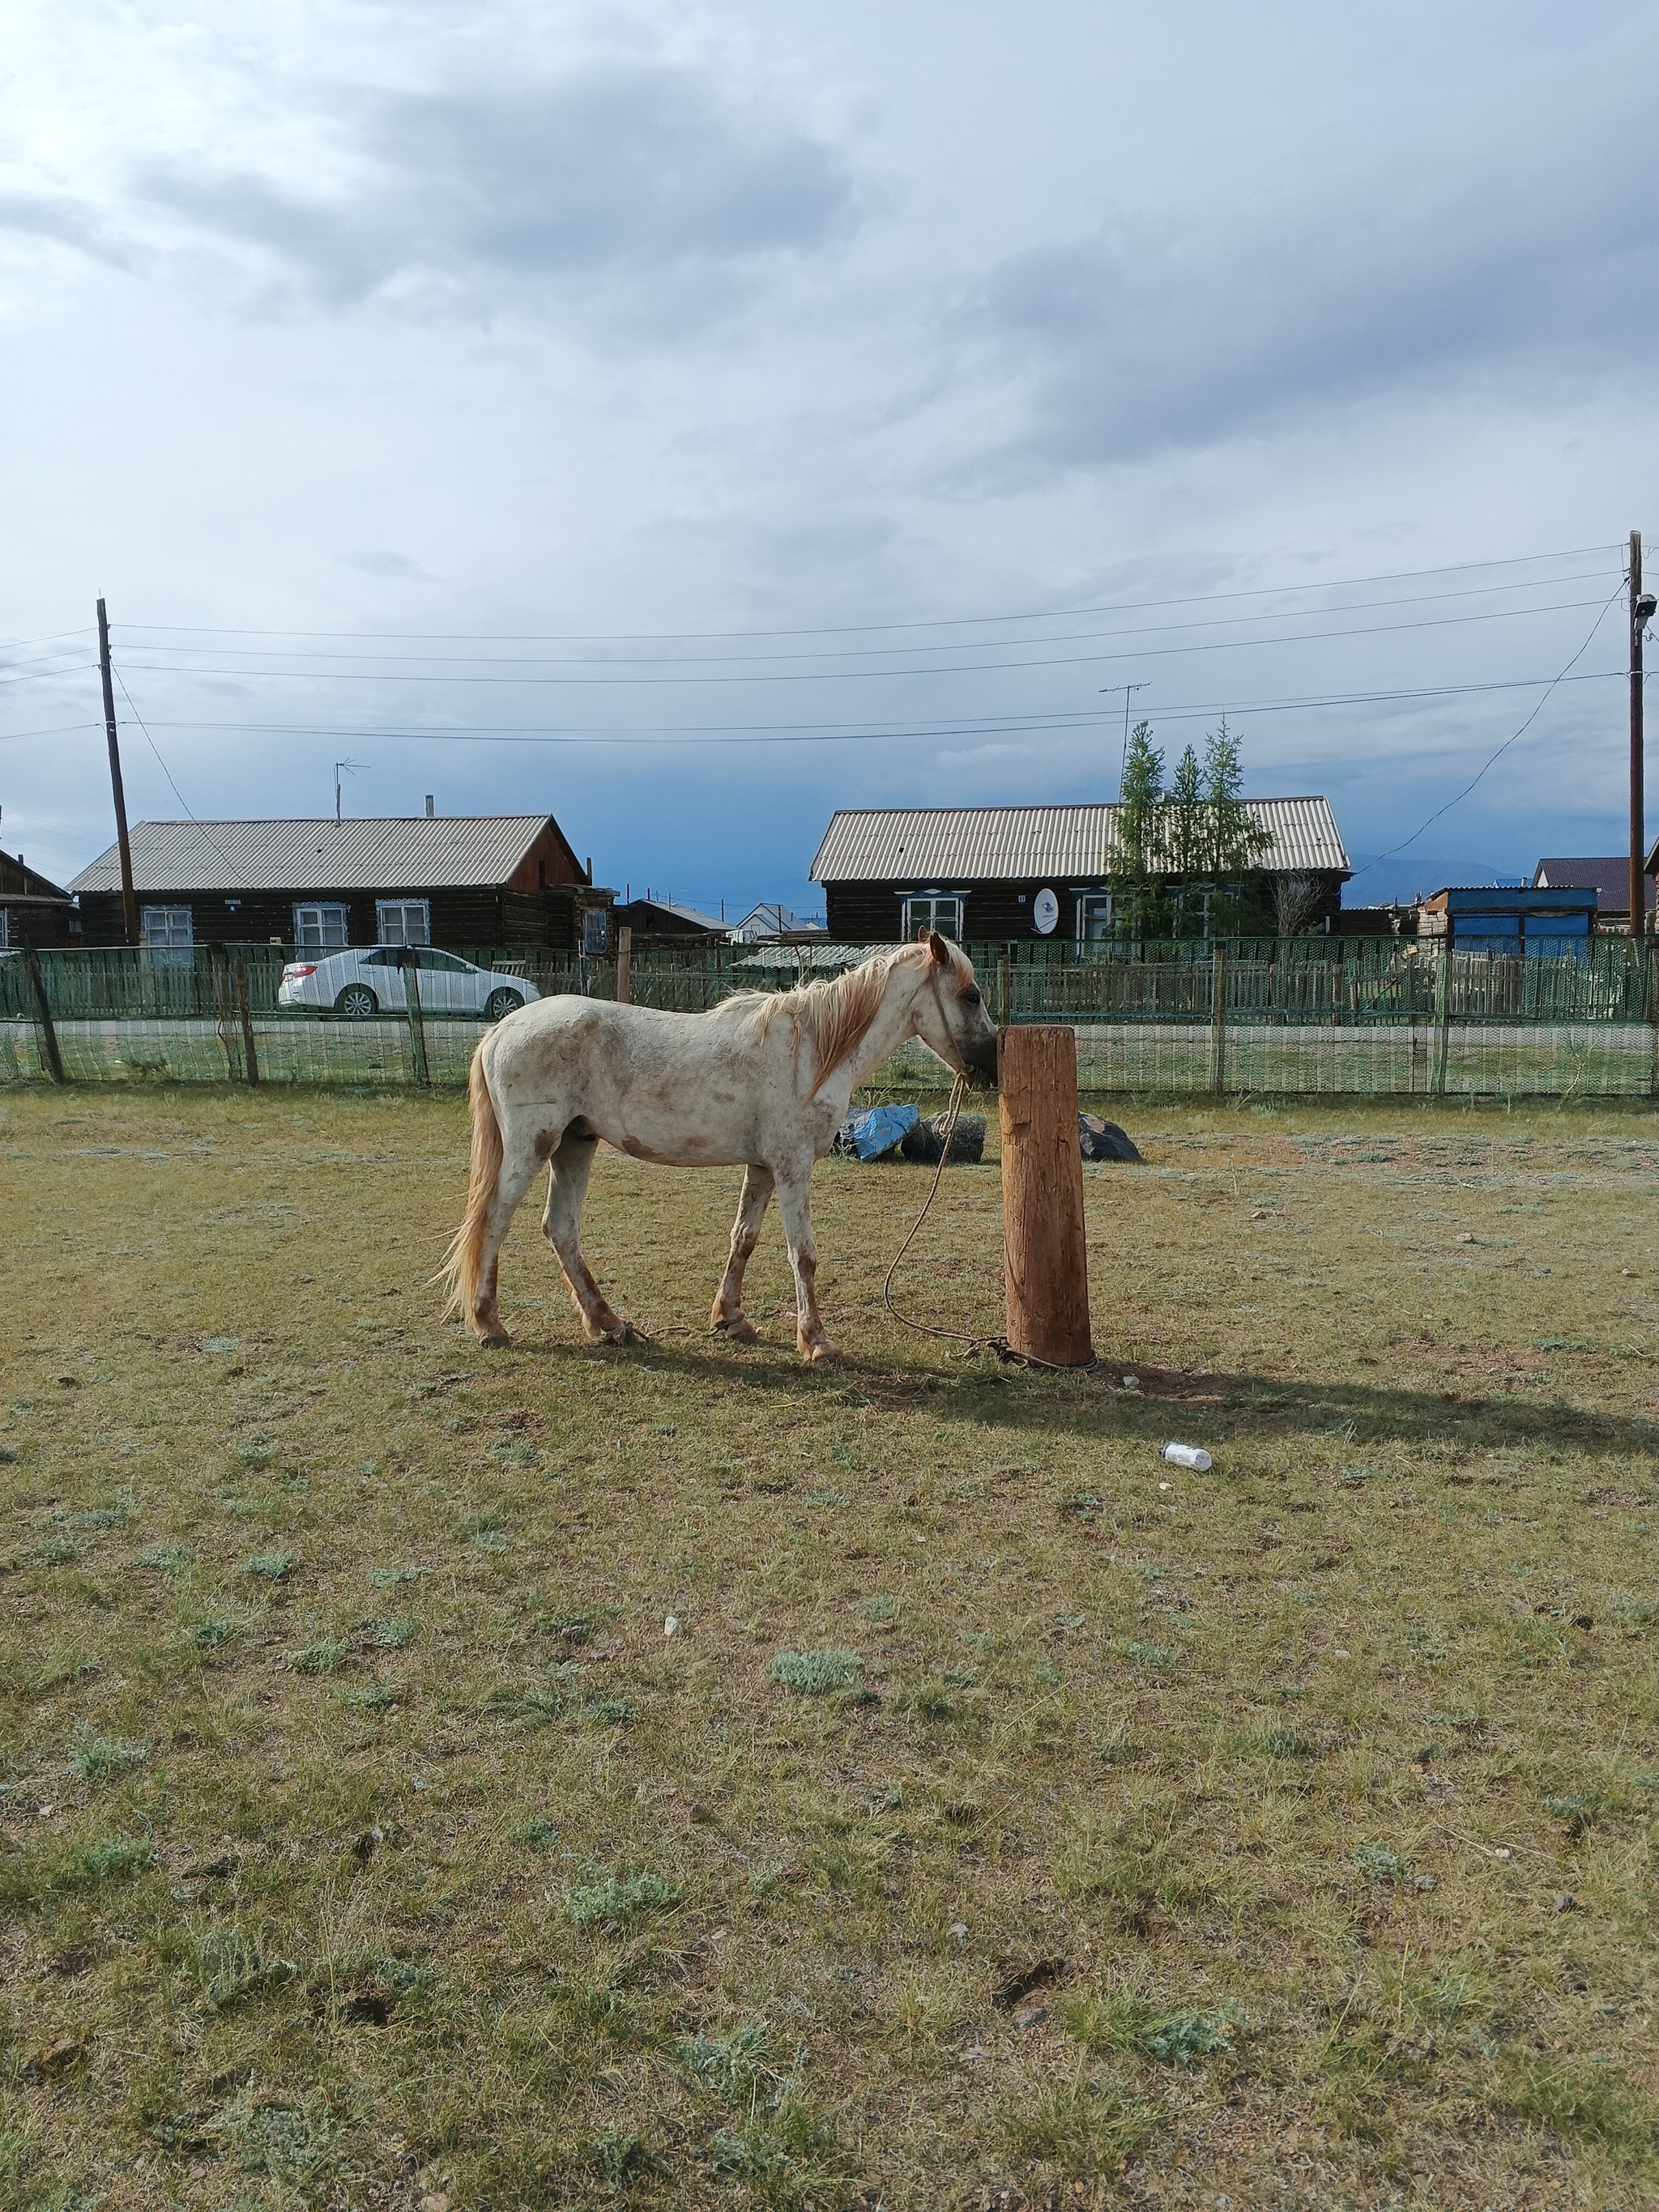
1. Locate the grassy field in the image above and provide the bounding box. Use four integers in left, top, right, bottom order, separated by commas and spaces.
3, 1082, 1658, 2210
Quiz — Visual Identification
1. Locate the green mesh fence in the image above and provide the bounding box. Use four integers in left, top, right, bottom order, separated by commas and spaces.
3, 940, 1657, 1098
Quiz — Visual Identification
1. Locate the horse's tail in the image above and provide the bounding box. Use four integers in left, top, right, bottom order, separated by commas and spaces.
439, 1045, 504, 1324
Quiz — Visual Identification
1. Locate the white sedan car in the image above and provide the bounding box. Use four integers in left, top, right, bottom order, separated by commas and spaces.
277, 946, 541, 1021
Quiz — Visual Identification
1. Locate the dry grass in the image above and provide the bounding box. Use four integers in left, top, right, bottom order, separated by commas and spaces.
3, 1081, 1659, 2210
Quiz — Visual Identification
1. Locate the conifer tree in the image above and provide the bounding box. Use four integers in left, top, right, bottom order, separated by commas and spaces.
1111, 722, 1168, 938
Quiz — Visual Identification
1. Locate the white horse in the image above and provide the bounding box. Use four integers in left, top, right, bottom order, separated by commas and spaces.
441, 931, 998, 1362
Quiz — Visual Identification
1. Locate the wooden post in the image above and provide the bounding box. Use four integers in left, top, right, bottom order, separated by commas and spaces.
97, 599, 139, 944
616, 925, 633, 1005
23, 946, 64, 1083
1432, 947, 1452, 1096
1631, 529, 1647, 939
234, 957, 260, 1089
211, 952, 242, 1082
999, 1025, 1094, 1366
996, 953, 1010, 1027
402, 951, 429, 1085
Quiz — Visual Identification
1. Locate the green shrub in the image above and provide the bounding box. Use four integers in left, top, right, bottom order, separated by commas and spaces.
189, 1921, 295, 2009
243, 1551, 294, 1580
72, 1835, 156, 1884
770, 1650, 862, 1695
563, 1873, 682, 1929
68, 1736, 150, 1784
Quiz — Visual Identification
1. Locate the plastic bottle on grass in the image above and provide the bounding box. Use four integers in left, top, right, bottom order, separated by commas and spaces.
1159, 1441, 1212, 1472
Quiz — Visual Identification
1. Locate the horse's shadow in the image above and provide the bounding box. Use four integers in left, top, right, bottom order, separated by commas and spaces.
488, 1328, 1659, 1464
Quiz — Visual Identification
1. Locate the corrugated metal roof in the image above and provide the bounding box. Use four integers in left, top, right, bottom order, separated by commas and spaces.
68, 816, 553, 895
811, 799, 1350, 883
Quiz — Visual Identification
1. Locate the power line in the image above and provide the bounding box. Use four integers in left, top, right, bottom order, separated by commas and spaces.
0, 626, 96, 654
0, 720, 103, 743
94, 666, 1630, 750
1350, 587, 1627, 877
111, 669, 248, 889
108, 568, 1615, 671
114, 541, 1622, 645
0, 662, 100, 687
111, 595, 1618, 689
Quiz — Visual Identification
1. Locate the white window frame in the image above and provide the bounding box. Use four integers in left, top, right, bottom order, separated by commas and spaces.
902, 893, 964, 940
293, 901, 349, 953
581, 907, 609, 954
1076, 892, 1114, 944
0, 908, 9, 949
376, 898, 430, 947
141, 905, 194, 950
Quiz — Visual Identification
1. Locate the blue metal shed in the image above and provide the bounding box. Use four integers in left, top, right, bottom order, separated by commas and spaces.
1420, 884, 1597, 954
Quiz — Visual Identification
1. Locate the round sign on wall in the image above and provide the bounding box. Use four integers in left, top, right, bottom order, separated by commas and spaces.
1033, 887, 1060, 935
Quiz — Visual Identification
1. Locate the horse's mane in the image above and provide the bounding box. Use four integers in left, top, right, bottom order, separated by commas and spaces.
718, 944, 930, 1097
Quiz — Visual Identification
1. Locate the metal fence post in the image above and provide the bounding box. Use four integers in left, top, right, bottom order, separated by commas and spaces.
23, 946, 64, 1083
402, 951, 430, 1085
1209, 944, 1228, 1093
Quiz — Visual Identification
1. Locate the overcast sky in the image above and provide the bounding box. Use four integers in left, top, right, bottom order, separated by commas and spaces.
3, 2, 1656, 917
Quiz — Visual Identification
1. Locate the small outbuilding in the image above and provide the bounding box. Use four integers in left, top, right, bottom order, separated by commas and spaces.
1419, 884, 1597, 953
0, 847, 79, 948
69, 815, 612, 953
612, 895, 728, 943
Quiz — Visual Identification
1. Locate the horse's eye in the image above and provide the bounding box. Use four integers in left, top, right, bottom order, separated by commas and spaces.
960, 987, 981, 1006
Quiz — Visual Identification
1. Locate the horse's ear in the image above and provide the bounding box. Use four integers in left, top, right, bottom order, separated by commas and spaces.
926, 929, 951, 967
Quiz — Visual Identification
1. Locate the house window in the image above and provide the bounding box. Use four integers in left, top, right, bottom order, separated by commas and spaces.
1076, 893, 1114, 944
141, 906, 194, 949
0, 909, 9, 949
582, 907, 608, 954
902, 894, 964, 940
376, 899, 430, 947
293, 902, 348, 953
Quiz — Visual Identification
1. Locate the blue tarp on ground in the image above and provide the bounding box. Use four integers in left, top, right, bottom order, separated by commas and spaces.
837, 1103, 920, 1160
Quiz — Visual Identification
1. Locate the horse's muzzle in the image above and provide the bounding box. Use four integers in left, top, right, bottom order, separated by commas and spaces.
964, 1034, 999, 1089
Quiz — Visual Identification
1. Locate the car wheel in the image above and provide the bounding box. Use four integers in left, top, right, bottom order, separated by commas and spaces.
335, 983, 379, 1019
484, 987, 523, 1022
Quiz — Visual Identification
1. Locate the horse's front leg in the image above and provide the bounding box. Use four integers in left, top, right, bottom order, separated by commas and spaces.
711, 1164, 774, 1342
543, 1128, 636, 1344
773, 1161, 838, 1364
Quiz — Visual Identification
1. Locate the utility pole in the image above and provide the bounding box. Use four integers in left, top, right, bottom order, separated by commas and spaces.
97, 598, 139, 944
1632, 531, 1657, 936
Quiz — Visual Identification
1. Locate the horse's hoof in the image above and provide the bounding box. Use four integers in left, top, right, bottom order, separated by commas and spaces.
479, 1330, 511, 1349
586, 1317, 635, 1345
800, 1336, 841, 1365
714, 1315, 758, 1344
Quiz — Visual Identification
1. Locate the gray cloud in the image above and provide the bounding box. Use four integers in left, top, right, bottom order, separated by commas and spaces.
128, 63, 857, 321
0, 189, 139, 269
972, 80, 1659, 471
340, 550, 431, 579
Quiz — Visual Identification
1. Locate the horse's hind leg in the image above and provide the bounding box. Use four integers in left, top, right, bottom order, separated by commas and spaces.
774, 1161, 838, 1364
543, 1127, 635, 1345
474, 1128, 549, 1348
710, 1165, 774, 1342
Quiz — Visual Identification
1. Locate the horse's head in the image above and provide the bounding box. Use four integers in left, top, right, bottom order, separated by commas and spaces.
911, 931, 999, 1089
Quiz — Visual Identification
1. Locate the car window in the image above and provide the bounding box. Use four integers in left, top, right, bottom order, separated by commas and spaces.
420, 950, 468, 972
363, 948, 393, 966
